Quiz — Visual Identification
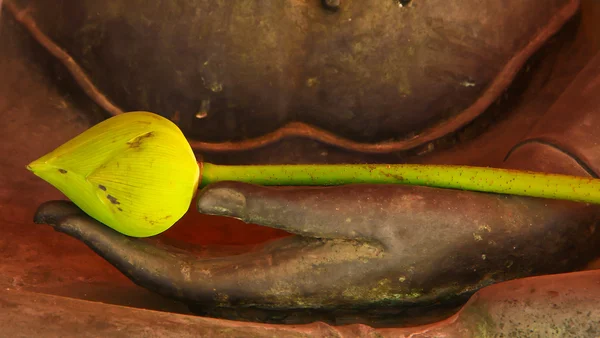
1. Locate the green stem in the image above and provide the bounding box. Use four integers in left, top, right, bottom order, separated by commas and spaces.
201, 163, 600, 204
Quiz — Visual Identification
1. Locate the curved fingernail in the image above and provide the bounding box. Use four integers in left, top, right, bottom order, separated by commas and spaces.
197, 186, 247, 220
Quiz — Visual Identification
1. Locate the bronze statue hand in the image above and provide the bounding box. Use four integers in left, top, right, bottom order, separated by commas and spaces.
33, 181, 600, 323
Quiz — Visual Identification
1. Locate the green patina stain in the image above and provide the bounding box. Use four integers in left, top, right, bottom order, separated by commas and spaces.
461, 301, 496, 338
341, 279, 422, 303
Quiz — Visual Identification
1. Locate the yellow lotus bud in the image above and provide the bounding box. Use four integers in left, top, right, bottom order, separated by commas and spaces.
27, 112, 200, 237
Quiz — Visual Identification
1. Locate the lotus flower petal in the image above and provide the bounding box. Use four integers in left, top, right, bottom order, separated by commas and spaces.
27, 112, 200, 237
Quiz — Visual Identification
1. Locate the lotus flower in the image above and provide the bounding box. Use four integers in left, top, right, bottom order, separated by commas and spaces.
27, 111, 600, 238
27, 112, 200, 237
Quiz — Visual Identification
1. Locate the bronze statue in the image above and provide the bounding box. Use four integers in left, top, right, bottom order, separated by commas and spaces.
2, 0, 600, 335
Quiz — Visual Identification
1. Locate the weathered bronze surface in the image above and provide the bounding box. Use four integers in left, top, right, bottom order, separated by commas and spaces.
1, 270, 599, 337
22, 21, 600, 325
34, 180, 600, 325
2, 0, 600, 334
7, 0, 578, 147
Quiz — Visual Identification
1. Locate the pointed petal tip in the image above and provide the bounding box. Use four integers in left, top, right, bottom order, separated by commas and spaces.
26, 160, 41, 173
26, 158, 62, 179
26, 157, 47, 173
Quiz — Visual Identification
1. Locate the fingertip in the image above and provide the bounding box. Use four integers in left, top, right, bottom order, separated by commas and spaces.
33, 201, 96, 240
196, 183, 247, 220
33, 200, 83, 225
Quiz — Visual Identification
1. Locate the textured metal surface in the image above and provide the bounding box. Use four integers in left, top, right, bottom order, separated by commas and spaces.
1, 270, 599, 337
31, 175, 600, 325
6, 0, 579, 151
2, 0, 600, 332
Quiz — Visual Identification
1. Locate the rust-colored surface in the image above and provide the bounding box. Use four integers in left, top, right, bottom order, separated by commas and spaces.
1, 0, 600, 335
1, 270, 599, 337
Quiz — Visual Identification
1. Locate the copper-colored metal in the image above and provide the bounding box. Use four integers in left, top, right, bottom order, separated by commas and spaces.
3, 0, 125, 117
1, 270, 599, 336
2, 0, 600, 333
188, 121, 425, 153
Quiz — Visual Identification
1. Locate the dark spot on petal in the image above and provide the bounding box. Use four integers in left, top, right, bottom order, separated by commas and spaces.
127, 131, 155, 149
58, 169, 67, 174
98, 185, 107, 191
107, 195, 120, 205
118, 208, 123, 212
